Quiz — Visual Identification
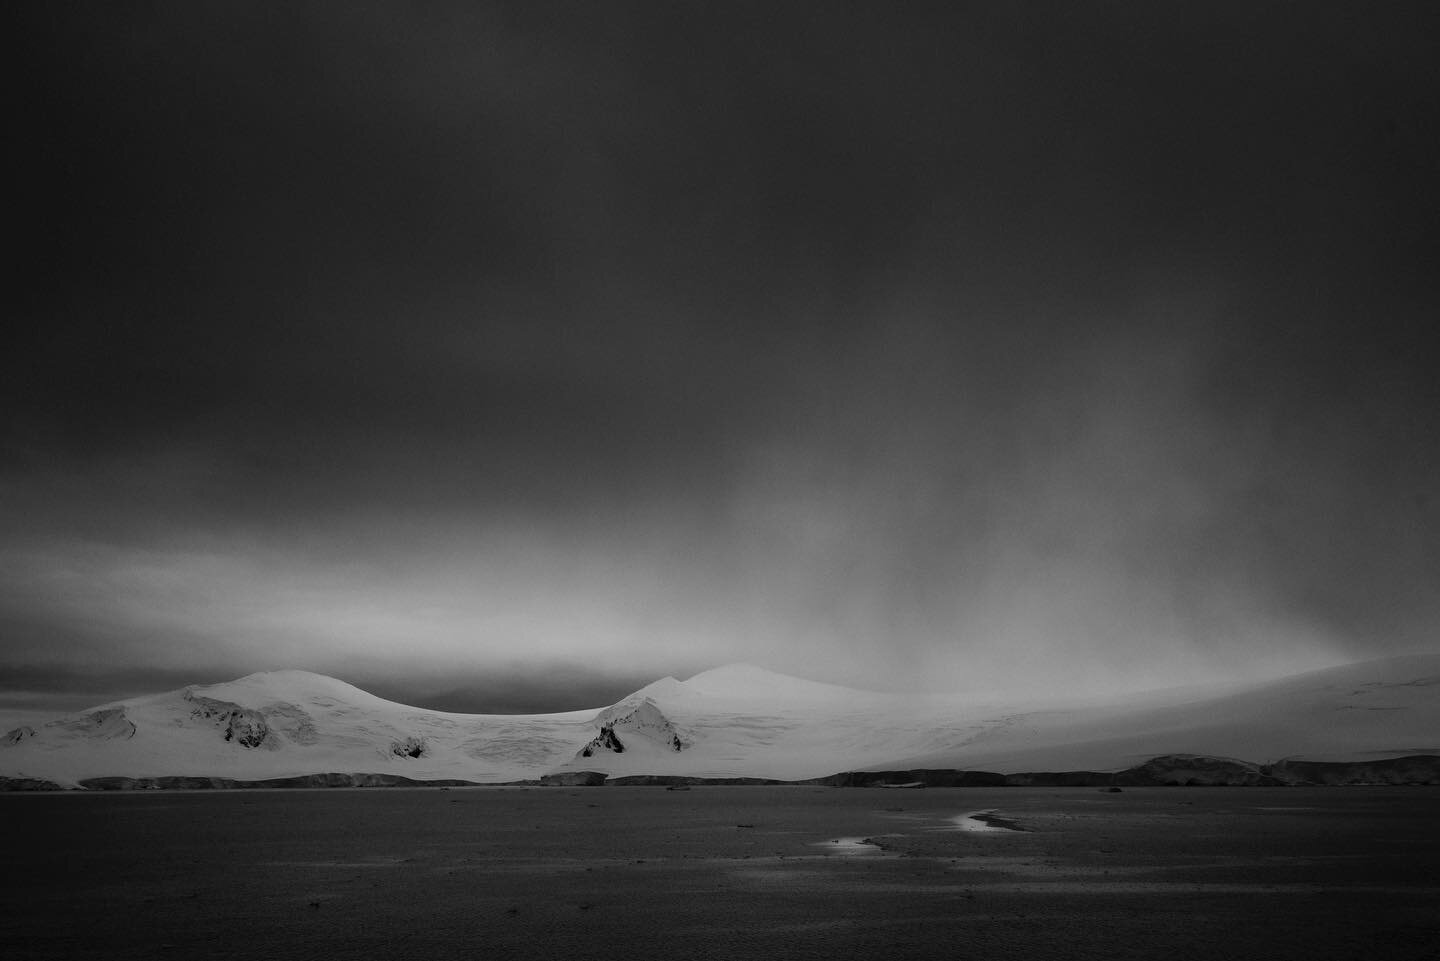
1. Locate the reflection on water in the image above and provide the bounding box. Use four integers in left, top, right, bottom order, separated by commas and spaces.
952, 809, 1023, 832
812, 836, 885, 855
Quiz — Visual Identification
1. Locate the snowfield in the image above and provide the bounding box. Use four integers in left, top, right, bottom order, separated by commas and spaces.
3, 655, 1438, 788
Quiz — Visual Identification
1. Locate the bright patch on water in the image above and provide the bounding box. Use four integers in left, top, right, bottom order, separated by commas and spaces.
952, 809, 1023, 833
813, 836, 884, 855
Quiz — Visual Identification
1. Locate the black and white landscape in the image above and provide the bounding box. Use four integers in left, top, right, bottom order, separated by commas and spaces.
10, 7, 1440, 958
6, 655, 1437, 789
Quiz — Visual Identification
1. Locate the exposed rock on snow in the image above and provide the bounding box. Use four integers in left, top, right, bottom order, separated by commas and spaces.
185, 692, 272, 749
579, 726, 625, 757
3, 726, 35, 746
579, 698, 687, 759
391, 736, 428, 758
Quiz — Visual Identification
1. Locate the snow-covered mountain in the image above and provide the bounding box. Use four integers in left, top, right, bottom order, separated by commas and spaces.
885, 653, 1440, 773
3, 655, 1438, 788
0, 671, 597, 788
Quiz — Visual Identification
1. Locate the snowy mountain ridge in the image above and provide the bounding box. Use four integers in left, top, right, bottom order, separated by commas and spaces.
3, 656, 1439, 788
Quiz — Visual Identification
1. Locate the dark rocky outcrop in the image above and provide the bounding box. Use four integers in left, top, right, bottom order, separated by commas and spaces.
821, 755, 1440, 788
1268, 755, 1440, 785
77, 772, 489, 790
578, 698, 687, 758
809, 769, 1007, 788
0, 776, 68, 791
579, 726, 625, 757
606, 774, 791, 786
390, 736, 428, 758
1003, 771, 1121, 786
1114, 754, 1285, 786
541, 771, 608, 786
81, 776, 240, 790
1001, 756, 1289, 787
185, 693, 271, 749
2, 726, 36, 746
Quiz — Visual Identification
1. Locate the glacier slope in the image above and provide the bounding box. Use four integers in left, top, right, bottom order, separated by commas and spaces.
881, 654, 1440, 773
0, 670, 597, 787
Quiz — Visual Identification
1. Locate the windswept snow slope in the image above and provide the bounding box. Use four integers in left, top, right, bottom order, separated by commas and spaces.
547, 664, 997, 781
882, 654, 1440, 773
3, 656, 1437, 787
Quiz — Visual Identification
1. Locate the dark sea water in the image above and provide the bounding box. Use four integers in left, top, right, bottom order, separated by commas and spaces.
4, 786, 1437, 960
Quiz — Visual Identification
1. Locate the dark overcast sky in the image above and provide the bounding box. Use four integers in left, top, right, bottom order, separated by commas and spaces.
7, 2, 1439, 720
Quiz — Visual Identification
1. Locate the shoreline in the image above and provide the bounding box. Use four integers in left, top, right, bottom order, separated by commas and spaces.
5, 751, 1439, 792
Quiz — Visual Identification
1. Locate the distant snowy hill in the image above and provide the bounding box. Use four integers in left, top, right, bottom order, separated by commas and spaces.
3, 656, 1438, 788
884, 654, 1440, 774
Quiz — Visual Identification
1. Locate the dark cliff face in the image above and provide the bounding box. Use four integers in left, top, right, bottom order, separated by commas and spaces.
580, 725, 625, 757
541, 771, 607, 786
0, 776, 67, 791
1269, 755, 1440, 785
70, 773, 487, 791
185, 693, 271, 749
1113, 755, 1280, 787
823, 754, 1440, 788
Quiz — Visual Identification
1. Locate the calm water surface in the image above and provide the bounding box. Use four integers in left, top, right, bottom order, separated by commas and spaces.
4, 786, 1438, 960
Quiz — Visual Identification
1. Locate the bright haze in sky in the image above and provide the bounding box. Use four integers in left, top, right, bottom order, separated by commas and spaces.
6, 3, 1438, 723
